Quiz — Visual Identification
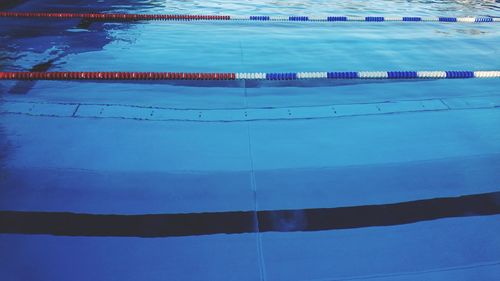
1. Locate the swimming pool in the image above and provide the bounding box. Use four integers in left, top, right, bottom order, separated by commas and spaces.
1, 0, 500, 280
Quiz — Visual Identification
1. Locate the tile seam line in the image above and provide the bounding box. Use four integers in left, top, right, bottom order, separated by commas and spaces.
71, 104, 81, 117
2, 94, 499, 111
438, 98, 452, 110
243, 72, 267, 280
3, 106, 500, 123
247, 125, 267, 281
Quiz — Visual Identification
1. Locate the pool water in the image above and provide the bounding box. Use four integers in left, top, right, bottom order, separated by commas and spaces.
1, 0, 500, 280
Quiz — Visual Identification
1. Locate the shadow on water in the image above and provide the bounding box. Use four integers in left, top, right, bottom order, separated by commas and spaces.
0, 0, 163, 94
76, 19, 94, 29
0, 125, 13, 183
0, 1, 27, 10
8, 60, 54, 94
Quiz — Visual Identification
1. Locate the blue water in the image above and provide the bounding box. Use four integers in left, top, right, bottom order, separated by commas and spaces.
1, 0, 500, 280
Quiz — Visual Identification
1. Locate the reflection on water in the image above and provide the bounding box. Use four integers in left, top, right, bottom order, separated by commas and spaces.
99, 0, 500, 16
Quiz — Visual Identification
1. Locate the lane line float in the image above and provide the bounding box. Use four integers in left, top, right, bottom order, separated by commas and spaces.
0, 12, 498, 23
1, 71, 499, 81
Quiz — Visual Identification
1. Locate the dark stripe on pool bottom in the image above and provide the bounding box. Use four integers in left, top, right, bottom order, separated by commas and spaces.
1, 191, 499, 237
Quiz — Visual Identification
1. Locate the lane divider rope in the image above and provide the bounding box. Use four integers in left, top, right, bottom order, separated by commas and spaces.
0, 12, 498, 23
1, 71, 499, 81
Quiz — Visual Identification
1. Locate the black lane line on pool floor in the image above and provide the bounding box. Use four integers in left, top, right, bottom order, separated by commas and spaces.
1, 191, 499, 237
